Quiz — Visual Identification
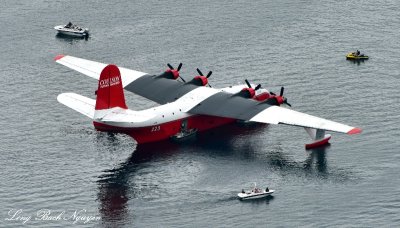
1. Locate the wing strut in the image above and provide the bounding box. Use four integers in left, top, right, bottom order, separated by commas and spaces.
304, 128, 331, 149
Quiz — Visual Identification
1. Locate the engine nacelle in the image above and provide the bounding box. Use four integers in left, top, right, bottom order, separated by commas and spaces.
264, 96, 285, 106
253, 90, 272, 102
190, 75, 208, 86
236, 88, 256, 98
158, 69, 179, 80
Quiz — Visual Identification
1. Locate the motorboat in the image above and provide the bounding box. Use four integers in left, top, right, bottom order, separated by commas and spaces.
238, 183, 274, 200
346, 51, 369, 60
54, 22, 89, 38
170, 128, 198, 142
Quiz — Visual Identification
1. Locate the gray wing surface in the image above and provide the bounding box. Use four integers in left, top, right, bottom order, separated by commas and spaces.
188, 92, 273, 120
124, 75, 199, 104
187, 92, 360, 135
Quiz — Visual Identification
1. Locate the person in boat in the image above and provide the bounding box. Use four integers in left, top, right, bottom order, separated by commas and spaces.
355, 50, 360, 56
65, 22, 72, 28
266, 187, 269, 192
242, 189, 245, 193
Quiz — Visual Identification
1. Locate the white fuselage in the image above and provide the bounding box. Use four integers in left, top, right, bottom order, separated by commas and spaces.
94, 85, 268, 128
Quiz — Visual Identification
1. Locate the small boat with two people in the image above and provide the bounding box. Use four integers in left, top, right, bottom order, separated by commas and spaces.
346, 50, 369, 60
54, 22, 89, 38
238, 183, 274, 200
170, 119, 198, 142
170, 128, 198, 142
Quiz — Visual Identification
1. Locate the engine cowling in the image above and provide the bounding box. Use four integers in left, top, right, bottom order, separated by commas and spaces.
157, 63, 183, 81
237, 88, 256, 98
191, 75, 208, 86
189, 68, 212, 87
264, 95, 285, 106
253, 90, 272, 102
158, 69, 179, 80
264, 87, 291, 107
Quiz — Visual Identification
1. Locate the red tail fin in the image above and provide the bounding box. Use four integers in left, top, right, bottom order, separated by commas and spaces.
95, 64, 128, 110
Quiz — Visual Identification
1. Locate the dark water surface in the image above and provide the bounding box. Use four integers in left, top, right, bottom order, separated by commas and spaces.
1, 0, 399, 227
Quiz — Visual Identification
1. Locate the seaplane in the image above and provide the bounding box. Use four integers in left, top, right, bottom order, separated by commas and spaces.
54, 55, 361, 149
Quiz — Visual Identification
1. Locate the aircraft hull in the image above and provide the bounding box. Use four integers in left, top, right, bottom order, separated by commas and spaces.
93, 115, 236, 144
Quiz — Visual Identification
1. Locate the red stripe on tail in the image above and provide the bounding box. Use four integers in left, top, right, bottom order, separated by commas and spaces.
95, 64, 128, 110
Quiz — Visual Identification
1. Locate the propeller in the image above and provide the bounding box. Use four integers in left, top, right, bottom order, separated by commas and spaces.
196, 68, 212, 87
245, 79, 251, 88
167, 63, 182, 71
279, 86, 291, 107
245, 79, 261, 91
167, 63, 185, 82
283, 98, 291, 107
265, 86, 291, 106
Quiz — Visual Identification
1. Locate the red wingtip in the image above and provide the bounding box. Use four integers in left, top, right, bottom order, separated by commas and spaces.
54, 54, 65, 61
347, 128, 362, 135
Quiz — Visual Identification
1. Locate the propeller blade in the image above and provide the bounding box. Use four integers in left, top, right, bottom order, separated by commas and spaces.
206, 71, 212, 78
284, 98, 291, 107
177, 63, 182, 71
179, 76, 186, 83
245, 79, 252, 88
280, 87, 284, 96
208, 83, 212, 88
270, 91, 276, 96
255, 84, 262, 90
167, 63, 174, 70
196, 68, 204, 76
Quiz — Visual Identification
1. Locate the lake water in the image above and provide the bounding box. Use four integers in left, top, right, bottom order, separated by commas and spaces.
1, 0, 399, 227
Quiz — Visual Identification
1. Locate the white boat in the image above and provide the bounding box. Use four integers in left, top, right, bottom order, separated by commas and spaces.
170, 128, 197, 142
54, 22, 89, 38
238, 183, 274, 200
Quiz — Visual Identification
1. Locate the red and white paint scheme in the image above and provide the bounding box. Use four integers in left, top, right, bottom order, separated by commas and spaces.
55, 55, 361, 148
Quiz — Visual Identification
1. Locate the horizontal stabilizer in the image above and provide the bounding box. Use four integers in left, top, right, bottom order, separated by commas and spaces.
57, 93, 95, 119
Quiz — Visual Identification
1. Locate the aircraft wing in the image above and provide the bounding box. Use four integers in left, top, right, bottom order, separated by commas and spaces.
55, 55, 361, 134
185, 91, 361, 135
55, 55, 201, 104
55, 55, 147, 88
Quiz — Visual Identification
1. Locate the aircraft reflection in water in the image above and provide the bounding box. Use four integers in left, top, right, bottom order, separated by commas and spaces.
95, 123, 349, 225
95, 123, 259, 224
96, 139, 180, 226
